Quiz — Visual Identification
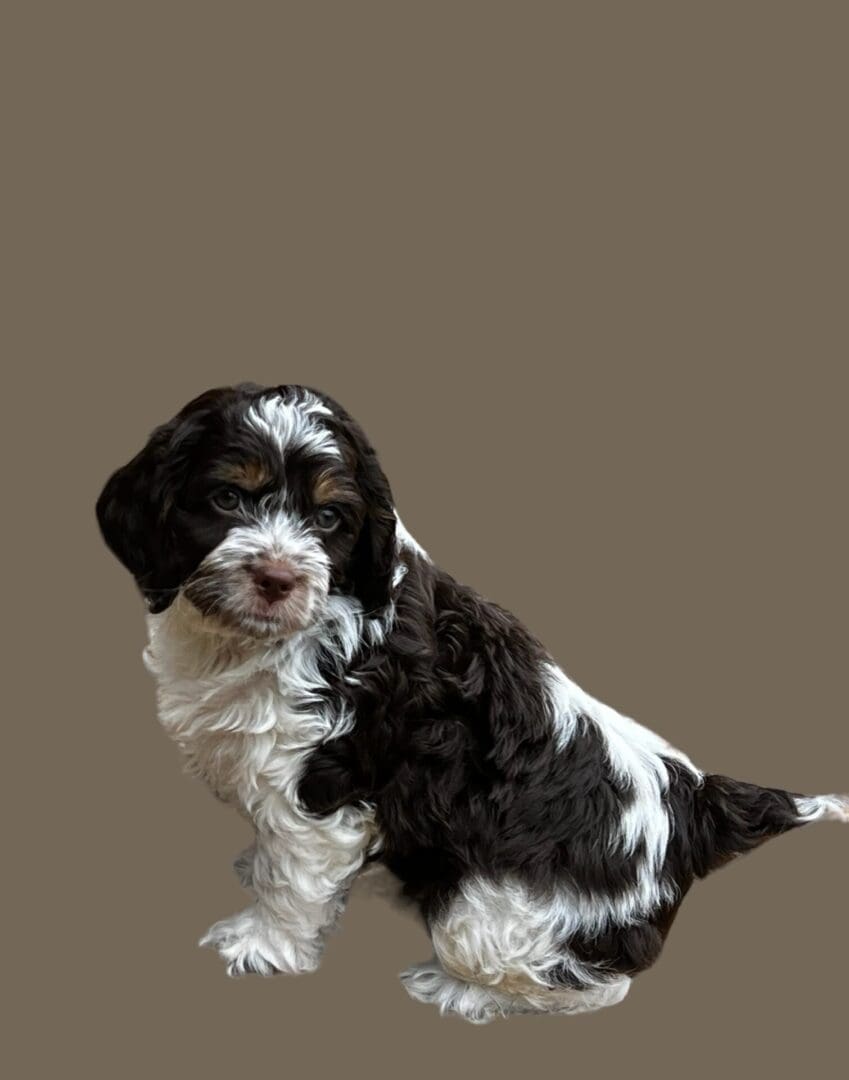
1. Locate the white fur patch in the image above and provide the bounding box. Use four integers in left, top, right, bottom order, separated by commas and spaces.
245, 390, 340, 461
411, 874, 635, 1021
429, 874, 639, 993
544, 662, 702, 919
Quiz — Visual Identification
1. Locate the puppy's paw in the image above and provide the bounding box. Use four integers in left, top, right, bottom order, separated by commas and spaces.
199, 908, 321, 976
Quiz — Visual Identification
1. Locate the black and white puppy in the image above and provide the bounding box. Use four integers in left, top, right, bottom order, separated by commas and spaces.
97, 383, 847, 1023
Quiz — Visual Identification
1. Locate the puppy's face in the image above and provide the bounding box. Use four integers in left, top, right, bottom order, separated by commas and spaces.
97, 385, 396, 640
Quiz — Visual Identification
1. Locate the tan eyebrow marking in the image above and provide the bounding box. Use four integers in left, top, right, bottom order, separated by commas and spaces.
212, 460, 273, 491
313, 470, 351, 504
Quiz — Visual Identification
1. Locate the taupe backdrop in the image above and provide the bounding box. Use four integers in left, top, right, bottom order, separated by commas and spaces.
5, 3, 847, 1078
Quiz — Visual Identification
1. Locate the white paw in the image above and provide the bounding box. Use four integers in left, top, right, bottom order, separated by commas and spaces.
199, 908, 321, 976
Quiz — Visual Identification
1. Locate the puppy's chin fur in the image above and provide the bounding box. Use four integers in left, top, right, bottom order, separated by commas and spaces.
100, 384, 848, 1024
161, 588, 325, 648
182, 582, 326, 643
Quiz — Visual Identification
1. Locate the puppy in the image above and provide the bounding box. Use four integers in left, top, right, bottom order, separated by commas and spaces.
97, 383, 847, 1022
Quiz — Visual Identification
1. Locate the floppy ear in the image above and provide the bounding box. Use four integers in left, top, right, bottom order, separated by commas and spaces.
96, 387, 238, 612
96, 419, 187, 612
342, 419, 397, 613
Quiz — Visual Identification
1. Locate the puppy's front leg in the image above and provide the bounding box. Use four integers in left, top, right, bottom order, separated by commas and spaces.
201, 798, 374, 976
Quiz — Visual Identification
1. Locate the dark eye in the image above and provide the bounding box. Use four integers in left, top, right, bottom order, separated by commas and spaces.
211, 487, 241, 512
314, 505, 341, 532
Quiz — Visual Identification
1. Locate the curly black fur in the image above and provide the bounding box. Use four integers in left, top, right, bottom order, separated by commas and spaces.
300, 552, 807, 976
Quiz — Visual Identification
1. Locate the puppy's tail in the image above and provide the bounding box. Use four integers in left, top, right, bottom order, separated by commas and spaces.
684, 773, 848, 877
792, 792, 849, 825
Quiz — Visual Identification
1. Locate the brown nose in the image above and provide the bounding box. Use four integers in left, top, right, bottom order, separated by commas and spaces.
250, 561, 298, 602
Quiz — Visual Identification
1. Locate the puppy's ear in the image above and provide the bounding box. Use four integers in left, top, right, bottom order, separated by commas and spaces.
96, 419, 186, 612
96, 388, 233, 612
342, 418, 397, 613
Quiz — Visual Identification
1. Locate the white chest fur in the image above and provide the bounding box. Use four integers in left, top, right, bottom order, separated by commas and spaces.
142, 597, 377, 976
144, 596, 372, 823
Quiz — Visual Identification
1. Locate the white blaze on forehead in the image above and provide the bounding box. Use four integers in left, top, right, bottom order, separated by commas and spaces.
245, 391, 341, 461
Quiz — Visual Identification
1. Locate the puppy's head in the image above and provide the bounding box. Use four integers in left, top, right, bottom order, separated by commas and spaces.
96, 384, 396, 639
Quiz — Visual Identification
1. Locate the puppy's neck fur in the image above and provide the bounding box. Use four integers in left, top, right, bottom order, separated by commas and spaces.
144, 591, 373, 816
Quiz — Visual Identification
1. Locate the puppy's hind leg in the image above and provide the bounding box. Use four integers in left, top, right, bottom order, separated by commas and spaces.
402, 878, 632, 1023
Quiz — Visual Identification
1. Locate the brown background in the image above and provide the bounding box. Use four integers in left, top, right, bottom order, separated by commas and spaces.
5, 3, 847, 1077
